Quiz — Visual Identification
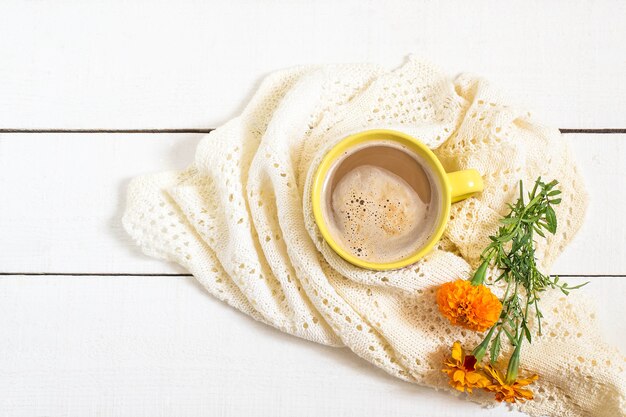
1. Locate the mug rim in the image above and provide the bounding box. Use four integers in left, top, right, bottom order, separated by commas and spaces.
311, 129, 452, 271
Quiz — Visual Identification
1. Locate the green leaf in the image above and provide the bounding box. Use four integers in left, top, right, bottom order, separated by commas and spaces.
523, 324, 532, 343
567, 281, 590, 290
530, 179, 539, 197
511, 233, 531, 253
503, 328, 516, 344
545, 205, 557, 234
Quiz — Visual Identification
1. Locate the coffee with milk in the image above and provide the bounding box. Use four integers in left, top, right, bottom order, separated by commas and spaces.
321, 141, 441, 264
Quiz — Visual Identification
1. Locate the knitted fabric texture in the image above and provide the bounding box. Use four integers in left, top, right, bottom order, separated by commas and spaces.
123, 58, 625, 417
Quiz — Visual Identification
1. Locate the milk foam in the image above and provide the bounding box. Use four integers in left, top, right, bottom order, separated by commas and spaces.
329, 164, 432, 263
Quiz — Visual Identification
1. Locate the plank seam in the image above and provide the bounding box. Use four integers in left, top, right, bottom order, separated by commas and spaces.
0, 129, 214, 134
0, 272, 623, 277
1, 128, 625, 134
0, 272, 192, 277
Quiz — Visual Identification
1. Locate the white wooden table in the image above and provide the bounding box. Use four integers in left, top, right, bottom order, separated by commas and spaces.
0, 1, 624, 416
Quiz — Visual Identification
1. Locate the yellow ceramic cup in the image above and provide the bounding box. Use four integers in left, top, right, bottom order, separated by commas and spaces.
311, 129, 483, 271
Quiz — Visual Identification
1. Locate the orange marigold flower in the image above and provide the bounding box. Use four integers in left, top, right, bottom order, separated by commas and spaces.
483, 364, 538, 403
442, 341, 490, 393
437, 279, 502, 332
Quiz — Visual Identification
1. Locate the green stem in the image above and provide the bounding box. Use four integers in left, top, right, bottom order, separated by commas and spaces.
534, 298, 542, 336
524, 296, 531, 320
473, 275, 513, 364
505, 334, 523, 384
501, 280, 512, 308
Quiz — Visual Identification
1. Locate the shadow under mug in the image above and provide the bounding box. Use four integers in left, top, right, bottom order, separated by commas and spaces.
311, 129, 484, 271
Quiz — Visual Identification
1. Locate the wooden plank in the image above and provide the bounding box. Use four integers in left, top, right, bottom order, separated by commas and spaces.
0, 0, 625, 129
0, 133, 623, 275
0, 132, 192, 274
550, 134, 626, 275
0, 275, 620, 417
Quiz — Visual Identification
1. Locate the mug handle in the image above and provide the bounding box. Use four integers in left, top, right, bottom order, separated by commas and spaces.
447, 169, 484, 203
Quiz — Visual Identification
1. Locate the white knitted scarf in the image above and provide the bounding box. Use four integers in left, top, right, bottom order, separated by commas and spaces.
123, 57, 625, 417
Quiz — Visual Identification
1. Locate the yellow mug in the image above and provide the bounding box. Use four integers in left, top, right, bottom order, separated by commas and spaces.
311, 129, 483, 271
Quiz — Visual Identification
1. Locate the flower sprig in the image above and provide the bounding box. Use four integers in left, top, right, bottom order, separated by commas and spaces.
437, 177, 587, 403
